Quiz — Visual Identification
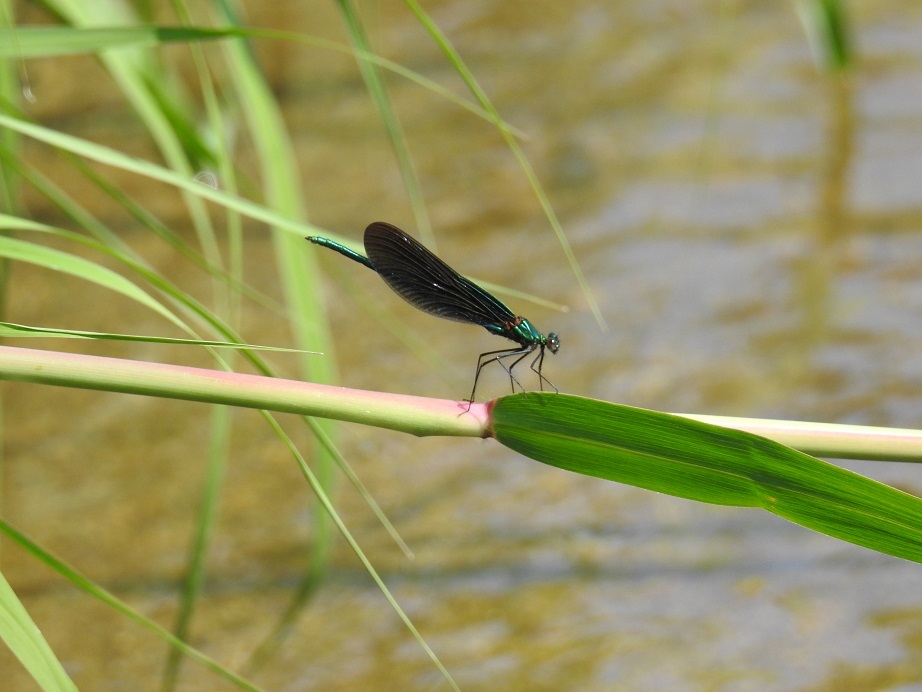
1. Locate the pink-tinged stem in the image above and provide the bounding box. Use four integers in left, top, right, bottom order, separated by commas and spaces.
0, 345, 490, 438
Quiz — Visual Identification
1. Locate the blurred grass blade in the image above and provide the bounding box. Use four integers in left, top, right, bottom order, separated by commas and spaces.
0, 321, 315, 352
403, 0, 606, 330
0, 114, 318, 239
796, 0, 851, 71
165, 404, 231, 691
0, 25, 242, 58
211, 3, 340, 669
334, 0, 432, 245
492, 394, 922, 563
39, 4, 225, 274
0, 233, 176, 324
0, 26, 527, 138
0, 569, 76, 691
0, 215, 285, 375
0, 520, 259, 690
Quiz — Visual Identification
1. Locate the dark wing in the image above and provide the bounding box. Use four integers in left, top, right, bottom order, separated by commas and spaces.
364, 221, 516, 327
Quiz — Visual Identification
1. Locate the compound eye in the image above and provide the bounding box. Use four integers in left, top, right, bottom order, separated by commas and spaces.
547, 333, 560, 354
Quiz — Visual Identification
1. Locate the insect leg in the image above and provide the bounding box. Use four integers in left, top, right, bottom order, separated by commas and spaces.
467, 346, 532, 405
496, 349, 534, 393
529, 346, 558, 394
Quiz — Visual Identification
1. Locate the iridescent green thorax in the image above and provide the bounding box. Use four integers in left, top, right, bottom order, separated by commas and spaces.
489, 315, 544, 348
487, 317, 559, 353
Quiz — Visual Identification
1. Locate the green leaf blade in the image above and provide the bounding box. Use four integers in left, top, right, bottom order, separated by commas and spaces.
492, 394, 922, 563
0, 569, 76, 691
